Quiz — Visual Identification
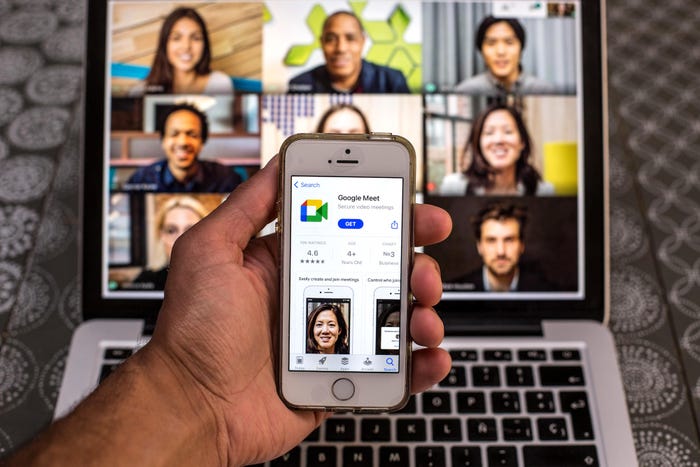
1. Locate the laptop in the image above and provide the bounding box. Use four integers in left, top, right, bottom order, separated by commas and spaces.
57, 0, 637, 465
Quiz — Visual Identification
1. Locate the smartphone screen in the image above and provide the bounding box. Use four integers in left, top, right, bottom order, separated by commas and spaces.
288, 175, 405, 373
375, 288, 400, 356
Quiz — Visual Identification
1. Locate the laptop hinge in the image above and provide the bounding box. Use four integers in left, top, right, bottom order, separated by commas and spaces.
445, 322, 543, 337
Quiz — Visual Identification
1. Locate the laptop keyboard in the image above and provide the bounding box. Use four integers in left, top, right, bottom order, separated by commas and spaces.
99, 342, 602, 466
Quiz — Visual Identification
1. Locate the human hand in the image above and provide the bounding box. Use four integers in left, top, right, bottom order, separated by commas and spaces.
144, 156, 452, 466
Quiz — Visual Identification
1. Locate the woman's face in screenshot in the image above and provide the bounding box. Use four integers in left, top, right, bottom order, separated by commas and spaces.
321, 108, 367, 134
314, 310, 340, 353
383, 311, 400, 328
167, 17, 205, 73
479, 109, 524, 171
159, 206, 202, 260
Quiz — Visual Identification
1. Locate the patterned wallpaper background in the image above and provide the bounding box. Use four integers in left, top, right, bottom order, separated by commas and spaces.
0, 0, 699, 464
0, 0, 84, 456
605, 0, 700, 462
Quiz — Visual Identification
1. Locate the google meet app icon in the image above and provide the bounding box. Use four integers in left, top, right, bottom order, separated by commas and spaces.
300, 199, 328, 223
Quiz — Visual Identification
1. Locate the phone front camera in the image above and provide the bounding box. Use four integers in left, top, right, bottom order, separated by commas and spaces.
345, 148, 351, 155
328, 159, 332, 164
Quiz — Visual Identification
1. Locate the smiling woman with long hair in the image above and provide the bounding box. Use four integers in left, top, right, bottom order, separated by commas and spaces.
305, 303, 350, 354
440, 103, 553, 196
133, 7, 233, 95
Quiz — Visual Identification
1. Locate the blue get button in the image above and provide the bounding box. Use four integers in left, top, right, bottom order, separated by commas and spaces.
338, 219, 364, 229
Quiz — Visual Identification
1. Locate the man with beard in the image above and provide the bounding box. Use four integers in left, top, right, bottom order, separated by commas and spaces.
126, 103, 242, 193
454, 202, 552, 291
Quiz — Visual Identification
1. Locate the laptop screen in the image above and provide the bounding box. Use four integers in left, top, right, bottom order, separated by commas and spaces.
88, 0, 603, 321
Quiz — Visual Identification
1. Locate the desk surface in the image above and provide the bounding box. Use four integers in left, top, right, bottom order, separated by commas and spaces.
1, 0, 700, 463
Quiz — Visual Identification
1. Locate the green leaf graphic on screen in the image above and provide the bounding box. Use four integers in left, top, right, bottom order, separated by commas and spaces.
284, 4, 325, 65
286, 45, 316, 66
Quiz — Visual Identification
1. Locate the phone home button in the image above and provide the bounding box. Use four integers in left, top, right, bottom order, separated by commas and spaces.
331, 378, 355, 401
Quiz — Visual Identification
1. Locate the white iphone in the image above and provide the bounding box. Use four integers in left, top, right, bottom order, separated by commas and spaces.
277, 133, 415, 412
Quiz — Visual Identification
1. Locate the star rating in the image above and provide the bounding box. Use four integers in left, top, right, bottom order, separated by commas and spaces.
301, 259, 325, 264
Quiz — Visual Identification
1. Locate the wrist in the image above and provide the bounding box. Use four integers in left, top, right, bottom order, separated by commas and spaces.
132, 343, 229, 466
5, 343, 229, 466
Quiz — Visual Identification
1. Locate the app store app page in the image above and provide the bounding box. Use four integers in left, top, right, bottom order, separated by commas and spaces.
289, 176, 404, 372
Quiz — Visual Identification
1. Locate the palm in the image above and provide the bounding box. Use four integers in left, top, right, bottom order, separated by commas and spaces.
155, 231, 321, 465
